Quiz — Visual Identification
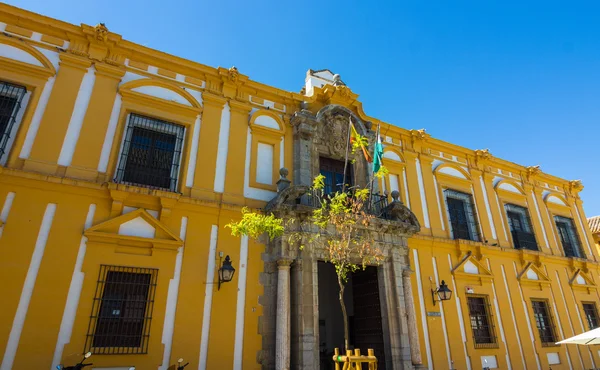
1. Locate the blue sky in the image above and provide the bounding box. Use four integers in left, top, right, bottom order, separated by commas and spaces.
9, 0, 600, 216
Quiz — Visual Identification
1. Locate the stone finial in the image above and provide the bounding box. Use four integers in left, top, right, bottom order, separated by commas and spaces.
332, 74, 346, 86
228, 66, 239, 83
277, 168, 291, 193
568, 179, 584, 195
391, 190, 400, 203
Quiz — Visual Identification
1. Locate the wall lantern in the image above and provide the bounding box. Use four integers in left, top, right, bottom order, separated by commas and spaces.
218, 255, 235, 290
431, 280, 452, 305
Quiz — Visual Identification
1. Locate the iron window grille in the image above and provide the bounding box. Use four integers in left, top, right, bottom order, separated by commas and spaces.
505, 203, 538, 251
467, 295, 498, 349
531, 299, 558, 346
319, 156, 353, 195
114, 114, 185, 192
444, 189, 481, 242
554, 215, 585, 259
85, 265, 158, 354
0, 81, 27, 164
583, 303, 600, 330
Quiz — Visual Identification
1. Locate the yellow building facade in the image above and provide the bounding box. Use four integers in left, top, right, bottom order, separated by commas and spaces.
0, 4, 599, 370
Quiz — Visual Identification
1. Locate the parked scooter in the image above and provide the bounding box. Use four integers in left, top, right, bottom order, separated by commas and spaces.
56, 352, 136, 370
177, 358, 189, 370
56, 352, 93, 370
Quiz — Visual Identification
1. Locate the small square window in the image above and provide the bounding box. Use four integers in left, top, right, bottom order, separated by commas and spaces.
114, 114, 185, 191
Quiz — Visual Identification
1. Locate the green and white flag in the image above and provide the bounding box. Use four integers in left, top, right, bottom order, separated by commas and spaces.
372, 125, 384, 173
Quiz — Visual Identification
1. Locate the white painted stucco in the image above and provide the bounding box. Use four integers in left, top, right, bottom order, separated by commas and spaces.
20, 77, 55, 159
546, 353, 560, 365
256, 143, 274, 185
0, 192, 15, 239
198, 225, 218, 370
481, 356, 498, 369
388, 174, 400, 193
185, 88, 203, 106
213, 103, 231, 193
412, 250, 433, 370
131, 85, 192, 106
438, 166, 467, 179
52, 204, 96, 370
500, 265, 527, 370
119, 71, 145, 86
514, 262, 542, 369
576, 274, 586, 285
498, 182, 522, 194
34, 46, 60, 70
448, 255, 472, 370
254, 115, 279, 130
0, 44, 43, 67
547, 195, 567, 206
402, 169, 410, 209
526, 269, 539, 280
464, 260, 479, 274
1, 204, 56, 370
415, 159, 430, 229
432, 257, 453, 369
233, 235, 249, 370
244, 129, 276, 202
185, 115, 201, 188
58, 65, 96, 166
97, 94, 122, 172
383, 151, 402, 162
486, 260, 512, 370
118, 217, 156, 238
480, 176, 497, 240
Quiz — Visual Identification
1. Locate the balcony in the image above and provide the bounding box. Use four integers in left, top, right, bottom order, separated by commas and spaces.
296, 188, 390, 219
511, 230, 538, 251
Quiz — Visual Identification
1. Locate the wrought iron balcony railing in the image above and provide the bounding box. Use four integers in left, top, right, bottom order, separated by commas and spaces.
511, 230, 538, 251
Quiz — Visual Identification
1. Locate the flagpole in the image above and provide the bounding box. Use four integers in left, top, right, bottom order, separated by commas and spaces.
342, 117, 352, 193
368, 124, 380, 207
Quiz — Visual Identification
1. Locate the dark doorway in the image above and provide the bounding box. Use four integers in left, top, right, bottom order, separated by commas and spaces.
317, 262, 386, 370
319, 157, 352, 195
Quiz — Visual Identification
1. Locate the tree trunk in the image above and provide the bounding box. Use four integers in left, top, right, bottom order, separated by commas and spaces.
338, 273, 350, 351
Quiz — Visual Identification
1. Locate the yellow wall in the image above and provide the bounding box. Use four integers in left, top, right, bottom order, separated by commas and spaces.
1, 4, 600, 370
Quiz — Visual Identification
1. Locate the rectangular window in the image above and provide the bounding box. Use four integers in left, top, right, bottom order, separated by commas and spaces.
505, 203, 538, 251
256, 142, 274, 185
531, 299, 557, 346
444, 189, 480, 241
554, 215, 584, 258
115, 114, 185, 192
0, 81, 27, 164
583, 303, 599, 330
467, 296, 498, 348
319, 157, 352, 195
85, 265, 158, 354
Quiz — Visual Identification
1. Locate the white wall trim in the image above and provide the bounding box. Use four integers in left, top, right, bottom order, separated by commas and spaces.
185, 115, 202, 188
402, 169, 410, 209
431, 257, 452, 369
58, 66, 96, 166
500, 265, 527, 370
213, 103, 230, 193
233, 235, 249, 370
243, 129, 276, 202
486, 260, 511, 370
0, 192, 15, 239
529, 192, 550, 249
415, 159, 430, 228
1, 203, 56, 370
52, 204, 95, 369
480, 177, 497, 240
564, 268, 594, 368
97, 94, 122, 172
279, 138, 284, 169
19, 77, 55, 159
159, 217, 187, 370
412, 249, 433, 369
198, 225, 218, 370
448, 256, 471, 370
555, 269, 584, 369
544, 268, 573, 369
512, 262, 542, 370
495, 192, 509, 242
433, 176, 445, 231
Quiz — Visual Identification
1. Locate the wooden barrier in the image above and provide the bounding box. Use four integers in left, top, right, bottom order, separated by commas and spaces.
332, 348, 377, 370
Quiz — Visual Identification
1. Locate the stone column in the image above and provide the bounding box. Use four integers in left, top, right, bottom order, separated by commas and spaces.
276, 258, 293, 370
403, 268, 422, 365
